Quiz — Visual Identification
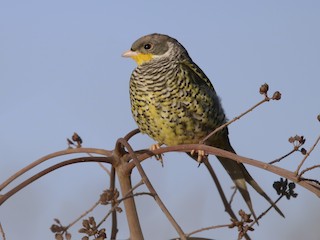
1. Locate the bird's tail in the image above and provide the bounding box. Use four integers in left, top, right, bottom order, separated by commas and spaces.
212, 133, 284, 221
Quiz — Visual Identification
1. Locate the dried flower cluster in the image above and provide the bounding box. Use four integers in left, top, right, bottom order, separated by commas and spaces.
229, 210, 254, 240
273, 178, 298, 200
79, 217, 107, 240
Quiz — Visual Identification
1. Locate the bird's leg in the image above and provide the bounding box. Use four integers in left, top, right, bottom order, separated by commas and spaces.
150, 143, 164, 166
190, 149, 208, 164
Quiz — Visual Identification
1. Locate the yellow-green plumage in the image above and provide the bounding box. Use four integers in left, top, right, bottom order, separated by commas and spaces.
129, 50, 226, 145
124, 33, 284, 220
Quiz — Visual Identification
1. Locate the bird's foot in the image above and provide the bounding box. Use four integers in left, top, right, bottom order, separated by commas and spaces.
150, 143, 164, 167
190, 149, 208, 165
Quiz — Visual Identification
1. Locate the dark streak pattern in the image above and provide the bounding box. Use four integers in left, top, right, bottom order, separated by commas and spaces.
129, 44, 227, 146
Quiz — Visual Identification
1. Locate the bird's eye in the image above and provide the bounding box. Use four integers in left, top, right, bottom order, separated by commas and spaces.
144, 43, 152, 50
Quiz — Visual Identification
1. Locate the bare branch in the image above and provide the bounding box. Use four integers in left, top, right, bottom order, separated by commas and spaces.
201, 84, 281, 145
96, 191, 155, 231
0, 222, 5, 240
0, 156, 112, 206
299, 177, 320, 185
202, 160, 238, 218
66, 200, 100, 230
187, 223, 232, 237
124, 128, 140, 141
202, 159, 251, 240
298, 164, 320, 178
113, 139, 144, 239
249, 195, 283, 228
201, 97, 270, 144
117, 138, 187, 240
0, 148, 112, 191
96, 180, 146, 230
295, 134, 320, 175
98, 162, 111, 175
269, 149, 297, 165
228, 186, 238, 206
109, 167, 118, 240
128, 144, 320, 197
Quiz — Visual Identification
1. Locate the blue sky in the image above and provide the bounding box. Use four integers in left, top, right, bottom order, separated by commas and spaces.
1, 1, 320, 239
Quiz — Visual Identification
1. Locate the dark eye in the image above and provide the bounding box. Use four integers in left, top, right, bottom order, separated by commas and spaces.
144, 43, 152, 50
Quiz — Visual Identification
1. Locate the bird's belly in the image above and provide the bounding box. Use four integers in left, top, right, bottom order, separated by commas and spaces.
152, 125, 205, 146
134, 102, 208, 146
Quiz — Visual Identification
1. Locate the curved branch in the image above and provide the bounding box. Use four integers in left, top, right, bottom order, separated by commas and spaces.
0, 156, 112, 206
123, 128, 140, 141
0, 148, 112, 191
126, 144, 320, 197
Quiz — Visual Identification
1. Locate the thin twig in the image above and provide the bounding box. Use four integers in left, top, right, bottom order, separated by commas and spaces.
97, 162, 111, 175
96, 181, 145, 230
96, 191, 154, 229
63, 174, 141, 237
249, 195, 283, 228
187, 223, 232, 237
121, 192, 155, 200
84, 152, 111, 176
238, 196, 284, 238
298, 164, 320, 179
299, 177, 320, 185
268, 149, 296, 165
228, 186, 238, 206
0, 222, 5, 240
66, 200, 100, 230
203, 159, 238, 220
201, 97, 269, 144
295, 134, 320, 175
202, 159, 251, 240
126, 179, 145, 194
96, 205, 117, 230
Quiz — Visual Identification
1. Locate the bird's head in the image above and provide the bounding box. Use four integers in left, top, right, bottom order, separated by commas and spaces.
122, 33, 187, 65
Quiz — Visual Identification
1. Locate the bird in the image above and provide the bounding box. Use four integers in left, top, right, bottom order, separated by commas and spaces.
122, 33, 284, 220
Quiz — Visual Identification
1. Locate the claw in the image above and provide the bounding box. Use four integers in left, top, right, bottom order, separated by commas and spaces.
150, 143, 164, 166
150, 143, 161, 151
190, 149, 208, 165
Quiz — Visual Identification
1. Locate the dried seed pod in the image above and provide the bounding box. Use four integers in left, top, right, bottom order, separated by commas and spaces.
259, 83, 269, 94
300, 148, 307, 155
272, 91, 281, 100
